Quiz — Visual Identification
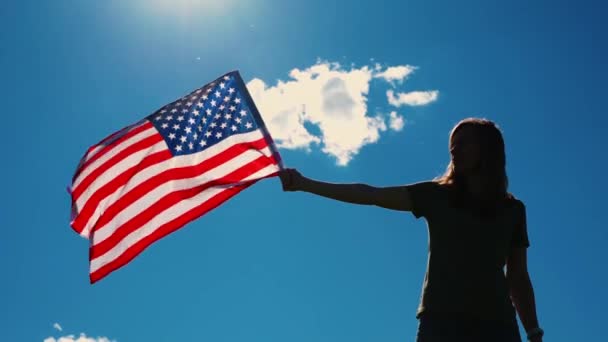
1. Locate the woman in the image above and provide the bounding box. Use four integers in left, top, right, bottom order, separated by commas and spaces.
278, 118, 543, 342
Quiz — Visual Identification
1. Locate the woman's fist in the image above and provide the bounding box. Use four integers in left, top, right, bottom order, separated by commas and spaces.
278, 168, 303, 192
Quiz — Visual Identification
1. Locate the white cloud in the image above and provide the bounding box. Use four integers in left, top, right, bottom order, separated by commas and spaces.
247, 61, 437, 165
44, 333, 115, 342
373, 65, 417, 84
388, 111, 405, 131
53, 323, 63, 332
387, 89, 439, 107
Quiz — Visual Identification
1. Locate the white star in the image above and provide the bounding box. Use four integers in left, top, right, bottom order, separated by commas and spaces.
176, 102, 182, 106
228, 88, 235, 94
205, 131, 212, 137
160, 109, 167, 114
206, 88, 212, 93
231, 125, 237, 132
234, 98, 241, 104
200, 140, 207, 147
192, 110, 200, 116
180, 136, 187, 143
205, 109, 212, 115
182, 109, 188, 113
175, 145, 182, 152
202, 117, 207, 124
197, 102, 204, 108
161, 123, 169, 129
240, 110, 247, 116
172, 124, 180, 130
166, 115, 174, 121
220, 122, 227, 129
219, 104, 225, 111
210, 100, 217, 107
223, 75, 230, 80
196, 89, 202, 94
171, 108, 178, 113
193, 133, 198, 140
188, 118, 195, 125
210, 122, 217, 128
245, 122, 253, 129
155, 115, 162, 121
215, 91, 221, 98
220, 82, 226, 89
198, 125, 203, 131
188, 142, 194, 150
229, 106, 236, 112
177, 116, 184, 122
235, 118, 242, 123
215, 132, 223, 139
223, 96, 230, 102
202, 95, 208, 100
186, 102, 193, 106
225, 113, 232, 120
168, 133, 176, 140
215, 113, 221, 120
185, 127, 192, 134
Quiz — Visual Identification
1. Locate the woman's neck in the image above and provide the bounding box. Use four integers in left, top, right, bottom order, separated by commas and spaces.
464, 173, 485, 197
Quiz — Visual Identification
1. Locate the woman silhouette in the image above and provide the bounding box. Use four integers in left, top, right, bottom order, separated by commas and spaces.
279, 118, 543, 342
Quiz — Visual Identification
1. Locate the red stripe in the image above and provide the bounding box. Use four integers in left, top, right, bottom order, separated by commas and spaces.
89, 138, 269, 235
89, 181, 256, 283
70, 149, 173, 234
71, 133, 164, 203
72, 122, 153, 183
89, 153, 276, 260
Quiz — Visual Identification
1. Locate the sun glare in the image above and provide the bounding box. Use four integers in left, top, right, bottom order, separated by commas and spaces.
146, 0, 236, 16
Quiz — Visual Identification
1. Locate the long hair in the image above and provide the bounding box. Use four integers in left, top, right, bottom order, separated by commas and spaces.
435, 118, 512, 216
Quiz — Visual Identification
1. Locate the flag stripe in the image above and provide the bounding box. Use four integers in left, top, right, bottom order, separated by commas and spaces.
72, 133, 164, 203
70, 148, 173, 235
72, 123, 156, 190
89, 158, 278, 272
89, 149, 275, 259
89, 162, 280, 281
89, 181, 255, 283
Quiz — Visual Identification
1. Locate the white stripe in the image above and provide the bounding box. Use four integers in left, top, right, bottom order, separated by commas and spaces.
82, 145, 104, 164
241, 163, 281, 182
77, 130, 267, 237
72, 123, 156, 190
89, 161, 278, 274
91, 144, 272, 245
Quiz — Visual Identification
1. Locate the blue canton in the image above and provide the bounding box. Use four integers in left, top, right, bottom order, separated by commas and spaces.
148, 72, 259, 156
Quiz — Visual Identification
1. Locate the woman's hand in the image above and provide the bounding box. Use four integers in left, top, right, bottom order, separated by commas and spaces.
279, 168, 304, 192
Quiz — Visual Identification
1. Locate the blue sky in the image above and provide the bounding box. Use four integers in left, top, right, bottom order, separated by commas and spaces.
1, 0, 607, 341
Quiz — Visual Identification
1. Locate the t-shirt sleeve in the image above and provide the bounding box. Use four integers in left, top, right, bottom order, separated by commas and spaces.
405, 181, 440, 219
511, 201, 531, 248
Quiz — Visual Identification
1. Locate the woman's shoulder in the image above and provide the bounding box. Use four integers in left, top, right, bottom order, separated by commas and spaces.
504, 193, 527, 218
505, 192, 525, 206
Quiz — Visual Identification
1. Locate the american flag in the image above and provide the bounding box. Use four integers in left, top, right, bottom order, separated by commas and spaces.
69, 71, 283, 283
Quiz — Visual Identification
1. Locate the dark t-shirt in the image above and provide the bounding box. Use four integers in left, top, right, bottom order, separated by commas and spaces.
406, 181, 530, 323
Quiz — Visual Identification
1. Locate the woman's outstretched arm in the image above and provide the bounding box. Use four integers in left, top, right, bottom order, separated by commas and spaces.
278, 168, 413, 211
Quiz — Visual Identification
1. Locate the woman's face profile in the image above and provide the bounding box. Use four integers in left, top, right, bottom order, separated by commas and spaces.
450, 125, 481, 175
